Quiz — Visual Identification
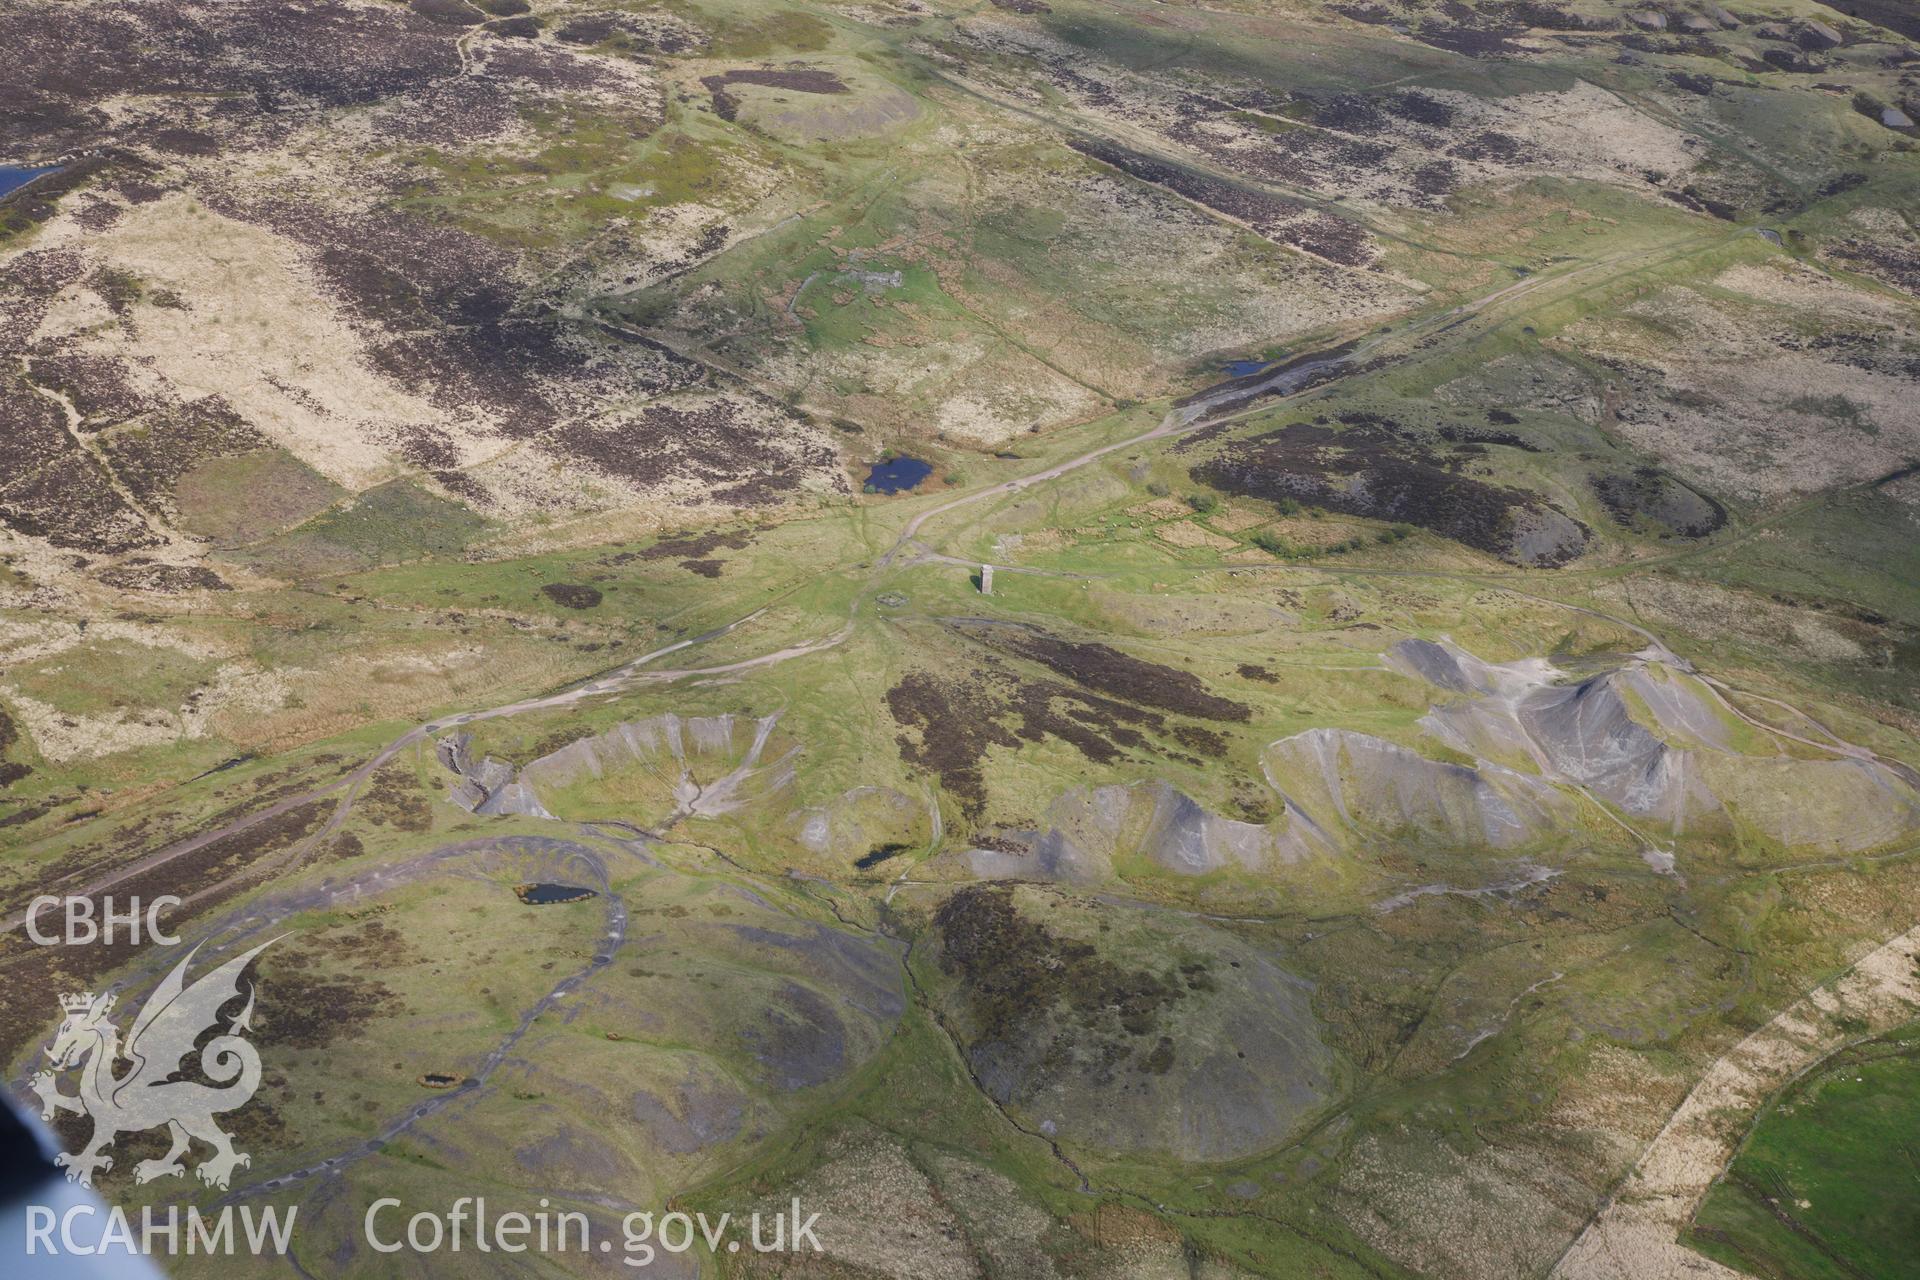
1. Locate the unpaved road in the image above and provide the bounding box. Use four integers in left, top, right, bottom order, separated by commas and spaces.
883, 344, 1369, 568
5, 211, 1912, 1277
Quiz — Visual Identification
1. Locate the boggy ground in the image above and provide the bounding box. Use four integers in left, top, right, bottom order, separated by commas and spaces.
5, 0, 1920, 1277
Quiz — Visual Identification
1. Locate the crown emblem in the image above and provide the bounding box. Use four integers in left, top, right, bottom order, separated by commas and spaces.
33, 940, 277, 1193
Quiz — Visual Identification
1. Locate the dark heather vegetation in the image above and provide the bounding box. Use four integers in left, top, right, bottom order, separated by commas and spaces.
933, 885, 1201, 1081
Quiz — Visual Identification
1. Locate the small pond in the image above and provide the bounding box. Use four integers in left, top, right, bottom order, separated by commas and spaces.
0, 165, 61, 198
864, 456, 932, 494
515, 882, 598, 905
1223, 358, 1272, 378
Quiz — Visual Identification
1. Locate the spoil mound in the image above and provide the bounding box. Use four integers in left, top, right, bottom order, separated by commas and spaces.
1263, 727, 1576, 851
927, 884, 1339, 1161
441, 713, 796, 826
1391, 638, 1920, 854
790, 786, 929, 867
958, 779, 1330, 883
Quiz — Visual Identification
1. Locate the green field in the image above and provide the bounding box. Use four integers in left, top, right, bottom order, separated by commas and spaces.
1692, 1023, 1920, 1280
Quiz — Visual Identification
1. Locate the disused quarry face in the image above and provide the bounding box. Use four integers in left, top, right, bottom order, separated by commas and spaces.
1190, 416, 1591, 566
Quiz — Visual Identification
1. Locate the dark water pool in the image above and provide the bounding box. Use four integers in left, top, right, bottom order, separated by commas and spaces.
0, 165, 61, 198
864, 455, 932, 494
515, 882, 597, 905
1223, 358, 1271, 378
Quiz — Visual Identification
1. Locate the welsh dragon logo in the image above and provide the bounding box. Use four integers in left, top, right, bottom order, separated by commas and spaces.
27, 939, 277, 1190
